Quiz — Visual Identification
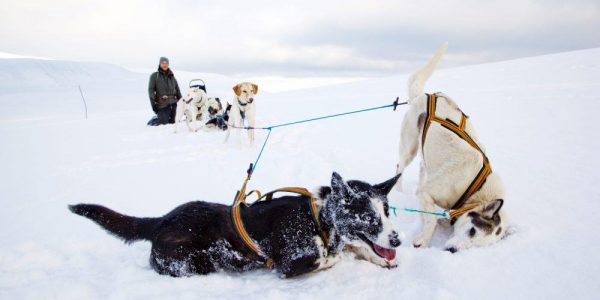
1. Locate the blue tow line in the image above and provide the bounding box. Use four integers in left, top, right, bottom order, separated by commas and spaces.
218, 97, 407, 176
251, 128, 272, 174
389, 206, 449, 218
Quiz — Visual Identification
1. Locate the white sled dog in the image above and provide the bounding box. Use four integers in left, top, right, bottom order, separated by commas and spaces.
395, 43, 507, 252
174, 87, 208, 133
225, 82, 258, 145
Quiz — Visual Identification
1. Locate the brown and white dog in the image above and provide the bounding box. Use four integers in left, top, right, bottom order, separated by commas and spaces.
225, 82, 258, 145
395, 44, 507, 253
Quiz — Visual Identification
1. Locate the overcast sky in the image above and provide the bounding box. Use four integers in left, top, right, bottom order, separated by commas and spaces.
1, 0, 599, 78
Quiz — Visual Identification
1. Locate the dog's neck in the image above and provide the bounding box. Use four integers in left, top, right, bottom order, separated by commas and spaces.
236, 97, 251, 111
314, 186, 343, 254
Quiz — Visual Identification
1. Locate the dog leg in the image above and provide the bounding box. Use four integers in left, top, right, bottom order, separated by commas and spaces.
413, 191, 437, 248
224, 106, 239, 143
190, 106, 199, 132
224, 126, 232, 143
395, 108, 422, 191
313, 235, 340, 272
248, 118, 255, 145
235, 117, 242, 148
316, 253, 341, 272
185, 110, 194, 132
174, 101, 184, 133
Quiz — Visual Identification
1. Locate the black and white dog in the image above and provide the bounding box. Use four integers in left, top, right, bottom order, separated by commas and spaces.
69, 172, 401, 278
205, 100, 231, 131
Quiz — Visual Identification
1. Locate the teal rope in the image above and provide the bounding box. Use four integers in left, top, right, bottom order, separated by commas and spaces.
220, 99, 407, 176
251, 128, 272, 174
264, 103, 397, 130
390, 205, 449, 218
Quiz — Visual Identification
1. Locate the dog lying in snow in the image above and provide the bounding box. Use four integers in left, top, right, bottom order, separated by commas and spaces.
204, 98, 229, 130
174, 87, 208, 132
224, 82, 258, 144
69, 172, 401, 277
395, 43, 507, 252
206, 97, 224, 120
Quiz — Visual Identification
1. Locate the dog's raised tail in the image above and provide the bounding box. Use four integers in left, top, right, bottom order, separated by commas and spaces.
407, 42, 448, 101
69, 204, 159, 243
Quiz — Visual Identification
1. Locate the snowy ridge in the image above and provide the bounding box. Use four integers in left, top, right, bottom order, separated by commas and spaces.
0, 48, 599, 299
0, 58, 143, 92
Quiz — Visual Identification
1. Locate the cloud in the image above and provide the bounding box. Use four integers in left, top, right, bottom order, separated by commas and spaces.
0, 0, 599, 77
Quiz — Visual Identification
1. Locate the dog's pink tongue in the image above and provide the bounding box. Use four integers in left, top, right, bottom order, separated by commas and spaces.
373, 244, 396, 261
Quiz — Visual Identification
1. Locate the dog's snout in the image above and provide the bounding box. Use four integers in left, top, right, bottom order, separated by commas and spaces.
248, 97, 254, 103
389, 231, 401, 247
445, 247, 458, 253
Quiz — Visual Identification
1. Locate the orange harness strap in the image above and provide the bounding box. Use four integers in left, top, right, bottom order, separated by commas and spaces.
231, 186, 329, 269
421, 93, 492, 210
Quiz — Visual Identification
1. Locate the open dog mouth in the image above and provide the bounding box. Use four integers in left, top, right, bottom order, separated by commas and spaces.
358, 234, 396, 261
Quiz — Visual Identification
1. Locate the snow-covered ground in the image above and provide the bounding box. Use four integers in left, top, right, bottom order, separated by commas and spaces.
1, 48, 599, 299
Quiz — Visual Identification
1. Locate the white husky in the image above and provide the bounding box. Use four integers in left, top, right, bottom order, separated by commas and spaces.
174, 87, 208, 133
395, 43, 508, 252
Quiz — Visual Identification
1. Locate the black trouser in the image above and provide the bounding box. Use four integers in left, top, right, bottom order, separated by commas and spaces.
157, 104, 177, 125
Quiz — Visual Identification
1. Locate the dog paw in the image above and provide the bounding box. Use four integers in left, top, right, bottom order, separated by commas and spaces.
413, 235, 431, 248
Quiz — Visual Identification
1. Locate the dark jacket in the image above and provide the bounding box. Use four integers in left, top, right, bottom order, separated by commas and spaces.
148, 67, 182, 111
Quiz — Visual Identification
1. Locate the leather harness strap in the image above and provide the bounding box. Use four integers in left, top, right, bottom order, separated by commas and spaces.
421, 93, 492, 210
231, 187, 329, 269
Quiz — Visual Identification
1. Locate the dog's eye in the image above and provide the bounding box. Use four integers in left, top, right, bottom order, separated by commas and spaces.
243, 90, 247, 93
364, 215, 371, 222
469, 227, 476, 237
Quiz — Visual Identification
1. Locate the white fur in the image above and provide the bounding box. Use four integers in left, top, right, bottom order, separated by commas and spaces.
343, 197, 399, 268
225, 82, 258, 145
446, 205, 508, 251
174, 87, 208, 133
372, 198, 396, 249
314, 236, 341, 271
395, 44, 507, 251
312, 193, 399, 269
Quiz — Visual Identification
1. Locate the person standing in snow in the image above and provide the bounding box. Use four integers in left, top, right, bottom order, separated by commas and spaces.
148, 57, 182, 125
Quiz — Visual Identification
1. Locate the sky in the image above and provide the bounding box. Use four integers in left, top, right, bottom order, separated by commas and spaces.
1, 0, 599, 87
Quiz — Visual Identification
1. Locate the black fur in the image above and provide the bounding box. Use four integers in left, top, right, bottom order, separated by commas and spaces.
68, 204, 159, 243
69, 172, 401, 278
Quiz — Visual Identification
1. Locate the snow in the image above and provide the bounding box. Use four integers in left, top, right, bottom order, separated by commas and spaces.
1, 48, 599, 299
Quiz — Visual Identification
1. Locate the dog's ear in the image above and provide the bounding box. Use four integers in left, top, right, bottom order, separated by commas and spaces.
373, 173, 402, 196
481, 199, 504, 219
232, 84, 242, 96
331, 172, 350, 203
251, 83, 258, 95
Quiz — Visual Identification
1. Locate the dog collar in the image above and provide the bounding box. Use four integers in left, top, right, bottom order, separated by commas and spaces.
237, 98, 253, 106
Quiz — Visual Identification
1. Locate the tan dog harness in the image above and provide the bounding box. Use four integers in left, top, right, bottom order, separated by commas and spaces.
231, 187, 329, 269
421, 93, 492, 210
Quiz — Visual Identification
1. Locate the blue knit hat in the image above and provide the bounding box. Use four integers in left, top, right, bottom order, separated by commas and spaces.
159, 57, 169, 64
